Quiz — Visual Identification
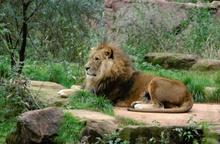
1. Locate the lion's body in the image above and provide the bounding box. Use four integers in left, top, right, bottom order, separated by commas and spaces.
85, 43, 193, 113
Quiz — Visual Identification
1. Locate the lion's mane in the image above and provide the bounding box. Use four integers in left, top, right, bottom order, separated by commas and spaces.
85, 43, 139, 104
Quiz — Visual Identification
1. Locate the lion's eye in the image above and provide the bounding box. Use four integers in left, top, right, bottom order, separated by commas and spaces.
95, 57, 99, 61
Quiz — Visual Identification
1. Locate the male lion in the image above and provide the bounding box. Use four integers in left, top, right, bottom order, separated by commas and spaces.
84, 43, 193, 113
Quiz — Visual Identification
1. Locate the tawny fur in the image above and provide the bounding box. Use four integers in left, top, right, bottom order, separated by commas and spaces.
84, 43, 193, 113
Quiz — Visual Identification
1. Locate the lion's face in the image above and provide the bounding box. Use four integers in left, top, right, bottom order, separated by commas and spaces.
85, 46, 113, 80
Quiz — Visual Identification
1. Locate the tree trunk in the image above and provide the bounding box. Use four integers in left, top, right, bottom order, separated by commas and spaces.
18, 2, 28, 74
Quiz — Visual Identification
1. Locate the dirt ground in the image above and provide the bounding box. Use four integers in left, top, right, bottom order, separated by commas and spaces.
114, 104, 220, 126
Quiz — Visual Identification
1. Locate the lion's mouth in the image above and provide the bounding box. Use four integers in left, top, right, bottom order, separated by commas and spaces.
86, 73, 96, 77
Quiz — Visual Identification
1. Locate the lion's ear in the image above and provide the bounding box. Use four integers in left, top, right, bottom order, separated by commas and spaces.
104, 48, 113, 59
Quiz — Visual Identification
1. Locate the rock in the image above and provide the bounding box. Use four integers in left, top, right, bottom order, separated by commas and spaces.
29, 80, 69, 106
104, 0, 220, 42
143, 52, 198, 70
191, 59, 220, 71
119, 125, 203, 144
58, 85, 81, 98
30, 80, 66, 90
65, 109, 119, 143
6, 107, 63, 144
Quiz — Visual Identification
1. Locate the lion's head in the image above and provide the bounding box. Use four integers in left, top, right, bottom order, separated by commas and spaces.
84, 43, 136, 100
85, 43, 134, 82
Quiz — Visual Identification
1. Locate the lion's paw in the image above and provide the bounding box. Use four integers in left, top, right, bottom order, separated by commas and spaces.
58, 89, 74, 98
131, 101, 142, 108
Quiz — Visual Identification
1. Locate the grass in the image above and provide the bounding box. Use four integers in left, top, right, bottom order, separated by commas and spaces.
54, 113, 85, 144
22, 61, 85, 88
0, 119, 16, 143
116, 116, 147, 128
65, 90, 114, 116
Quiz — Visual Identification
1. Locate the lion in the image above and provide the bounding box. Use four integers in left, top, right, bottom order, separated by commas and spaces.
84, 43, 194, 113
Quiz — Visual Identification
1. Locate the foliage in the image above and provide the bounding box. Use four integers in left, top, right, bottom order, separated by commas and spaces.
0, 0, 102, 75
0, 56, 10, 78
210, 71, 220, 102
96, 132, 130, 144
0, 79, 42, 120
0, 118, 16, 143
54, 113, 85, 144
0, 76, 43, 143
115, 3, 220, 59
22, 61, 85, 87
65, 90, 114, 116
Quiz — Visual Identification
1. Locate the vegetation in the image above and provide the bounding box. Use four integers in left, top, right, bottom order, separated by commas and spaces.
65, 90, 114, 116
116, 4, 220, 59
0, 0, 220, 143
54, 113, 85, 144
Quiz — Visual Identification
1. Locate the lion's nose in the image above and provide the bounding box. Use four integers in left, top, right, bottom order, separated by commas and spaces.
85, 66, 90, 71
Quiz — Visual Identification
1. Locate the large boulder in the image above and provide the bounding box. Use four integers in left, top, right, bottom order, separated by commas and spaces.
144, 52, 198, 69
6, 107, 63, 144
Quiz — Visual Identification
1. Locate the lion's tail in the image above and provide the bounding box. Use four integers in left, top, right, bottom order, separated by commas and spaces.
127, 101, 193, 113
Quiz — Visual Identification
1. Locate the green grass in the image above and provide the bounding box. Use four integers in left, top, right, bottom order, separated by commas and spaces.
54, 113, 85, 143
116, 116, 147, 128
22, 61, 85, 88
65, 90, 114, 116
0, 118, 16, 143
